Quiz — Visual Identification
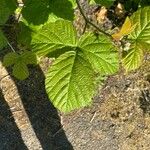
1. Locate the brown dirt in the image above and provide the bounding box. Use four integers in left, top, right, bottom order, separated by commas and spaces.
1, 50, 150, 150
61, 61, 150, 150
0, 1, 150, 149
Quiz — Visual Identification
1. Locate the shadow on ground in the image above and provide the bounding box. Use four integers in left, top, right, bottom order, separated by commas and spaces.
0, 53, 73, 150
0, 89, 28, 150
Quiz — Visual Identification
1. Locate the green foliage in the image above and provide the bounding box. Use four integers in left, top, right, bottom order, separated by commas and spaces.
124, 0, 140, 12
17, 21, 33, 47
0, 30, 7, 49
123, 43, 144, 71
1, 0, 150, 112
46, 51, 95, 112
31, 19, 118, 112
3, 51, 37, 80
31, 20, 77, 57
89, 0, 115, 7
123, 7, 150, 71
140, 0, 150, 7
3, 52, 18, 66
0, 0, 17, 50
12, 61, 29, 80
129, 7, 150, 49
78, 33, 118, 75
0, 0, 17, 24
22, 0, 75, 25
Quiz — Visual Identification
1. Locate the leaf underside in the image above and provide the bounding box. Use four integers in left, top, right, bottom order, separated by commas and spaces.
45, 51, 95, 112
31, 20, 77, 57
32, 20, 119, 112
79, 33, 119, 75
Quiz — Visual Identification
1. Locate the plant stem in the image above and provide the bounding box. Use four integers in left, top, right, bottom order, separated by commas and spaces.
7, 41, 16, 52
76, 0, 112, 38
82, 22, 87, 34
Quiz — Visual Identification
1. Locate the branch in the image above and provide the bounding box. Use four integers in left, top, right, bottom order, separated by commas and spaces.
76, 0, 112, 38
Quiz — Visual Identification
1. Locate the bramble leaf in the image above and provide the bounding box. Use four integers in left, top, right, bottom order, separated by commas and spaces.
17, 21, 33, 47
13, 61, 29, 80
31, 20, 77, 57
3, 51, 37, 80
68, 0, 77, 8
129, 7, 150, 50
0, 0, 17, 24
3, 52, 18, 67
123, 43, 144, 71
21, 51, 37, 65
78, 33, 119, 75
45, 51, 95, 112
22, 0, 75, 25
124, 7, 150, 71
35, 20, 119, 112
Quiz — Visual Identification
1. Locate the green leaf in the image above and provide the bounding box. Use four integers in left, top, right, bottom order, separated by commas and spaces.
17, 21, 33, 47
0, 30, 7, 49
140, 0, 150, 7
3, 52, 18, 67
31, 20, 77, 56
129, 7, 150, 50
32, 19, 119, 112
0, 0, 17, 24
78, 33, 119, 75
68, 0, 77, 8
21, 51, 37, 65
17, 18, 44, 47
22, 0, 75, 25
123, 43, 144, 71
31, 19, 119, 112
32, 20, 118, 75
45, 51, 95, 112
124, 7, 150, 71
89, 0, 115, 7
3, 51, 36, 80
13, 62, 29, 80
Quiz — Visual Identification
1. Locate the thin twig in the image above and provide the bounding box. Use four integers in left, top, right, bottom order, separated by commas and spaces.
52, 126, 63, 137
76, 0, 112, 38
7, 41, 16, 52
82, 22, 87, 34
90, 112, 97, 123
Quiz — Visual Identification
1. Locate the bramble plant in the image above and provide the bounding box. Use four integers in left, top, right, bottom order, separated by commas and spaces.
0, 0, 150, 112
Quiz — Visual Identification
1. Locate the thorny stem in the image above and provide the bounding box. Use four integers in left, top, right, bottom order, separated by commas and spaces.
76, 0, 112, 38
